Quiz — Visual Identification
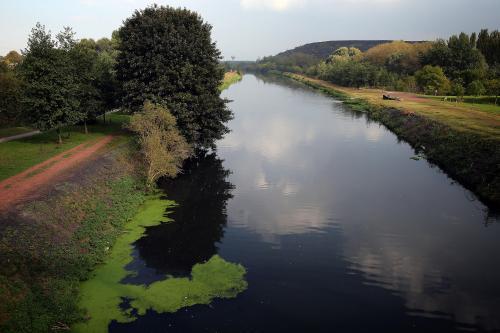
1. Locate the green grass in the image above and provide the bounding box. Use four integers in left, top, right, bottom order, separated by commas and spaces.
0, 127, 35, 139
287, 73, 500, 140
0, 114, 130, 182
422, 95, 499, 105
220, 71, 243, 91
0, 155, 148, 332
421, 95, 500, 115
0, 143, 247, 332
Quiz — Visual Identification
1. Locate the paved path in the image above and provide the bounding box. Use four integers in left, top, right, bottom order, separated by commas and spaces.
0, 130, 40, 143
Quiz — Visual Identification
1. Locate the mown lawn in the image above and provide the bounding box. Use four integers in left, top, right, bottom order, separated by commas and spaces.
0, 114, 130, 181
289, 74, 500, 140
420, 95, 500, 116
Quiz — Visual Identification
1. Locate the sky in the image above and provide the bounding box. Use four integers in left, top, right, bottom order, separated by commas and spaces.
1, 0, 499, 60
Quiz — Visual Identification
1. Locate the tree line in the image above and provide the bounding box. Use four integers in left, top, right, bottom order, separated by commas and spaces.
0, 5, 230, 150
253, 30, 500, 102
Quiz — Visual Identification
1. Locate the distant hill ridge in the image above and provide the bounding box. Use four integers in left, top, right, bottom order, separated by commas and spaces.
275, 40, 423, 59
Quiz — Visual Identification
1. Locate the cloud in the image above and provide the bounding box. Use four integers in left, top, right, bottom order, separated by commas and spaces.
240, 0, 306, 11
240, 0, 402, 11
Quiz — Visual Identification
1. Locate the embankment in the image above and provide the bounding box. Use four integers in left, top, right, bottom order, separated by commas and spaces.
286, 73, 500, 209
0, 73, 245, 332
220, 71, 243, 91
0, 140, 151, 332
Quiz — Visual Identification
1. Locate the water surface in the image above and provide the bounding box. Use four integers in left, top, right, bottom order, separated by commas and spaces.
112, 75, 500, 332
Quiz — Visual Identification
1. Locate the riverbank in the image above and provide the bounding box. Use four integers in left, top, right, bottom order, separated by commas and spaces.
286, 73, 500, 209
0, 72, 246, 332
220, 71, 243, 91
0, 137, 153, 332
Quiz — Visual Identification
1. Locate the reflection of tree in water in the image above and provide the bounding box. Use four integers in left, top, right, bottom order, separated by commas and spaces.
134, 152, 234, 277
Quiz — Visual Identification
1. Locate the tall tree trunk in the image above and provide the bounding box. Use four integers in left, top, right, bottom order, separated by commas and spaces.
84, 120, 88, 134
57, 128, 62, 144
103, 112, 106, 125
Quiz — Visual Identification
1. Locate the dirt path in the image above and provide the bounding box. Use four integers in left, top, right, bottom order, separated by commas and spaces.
0, 135, 113, 211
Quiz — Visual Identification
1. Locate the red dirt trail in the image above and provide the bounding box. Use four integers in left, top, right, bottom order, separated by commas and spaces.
0, 135, 113, 211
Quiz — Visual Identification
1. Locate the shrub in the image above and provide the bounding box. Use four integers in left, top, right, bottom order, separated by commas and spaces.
466, 80, 486, 96
127, 102, 191, 186
450, 81, 465, 101
415, 65, 450, 95
486, 79, 500, 104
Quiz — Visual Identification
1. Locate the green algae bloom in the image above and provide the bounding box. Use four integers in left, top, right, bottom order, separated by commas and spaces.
73, 198, 247, 333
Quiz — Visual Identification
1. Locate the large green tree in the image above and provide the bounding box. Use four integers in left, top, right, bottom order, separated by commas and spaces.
116, 5, 231, 148
421, 33, 487, 85
18, 23, 82, 143
79, 35, 121, 122
71, 41, 103, 133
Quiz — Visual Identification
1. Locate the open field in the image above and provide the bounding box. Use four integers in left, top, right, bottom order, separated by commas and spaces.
421, 95, 499, 106
420, 95, 500, 115
288, 74, 500, 140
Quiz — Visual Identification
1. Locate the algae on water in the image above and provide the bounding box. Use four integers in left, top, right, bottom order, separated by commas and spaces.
73, 198, 247, 333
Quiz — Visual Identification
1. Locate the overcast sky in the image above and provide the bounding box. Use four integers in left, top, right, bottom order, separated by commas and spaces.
1, 0, 499, 60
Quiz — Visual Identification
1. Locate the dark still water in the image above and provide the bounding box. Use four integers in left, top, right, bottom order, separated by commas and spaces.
112, 75, 500, 332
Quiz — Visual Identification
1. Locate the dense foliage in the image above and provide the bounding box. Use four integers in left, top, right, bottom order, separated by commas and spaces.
420, 33, 487, 86
2, 6, 235, 148
477, 29, 500, 66
0, 61, 22, 123
17, 24, 82, 142
3, 24, 120, 141
252, 30, 500, 100
415, 65, 450, 95
117, 5, 231, 148
252, 40, 393, 73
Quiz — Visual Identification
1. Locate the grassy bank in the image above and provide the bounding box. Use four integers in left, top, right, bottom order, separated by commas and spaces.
286, 73, 500, 208
0, 114, 129, 181
0, 107, 246, 332
0, 139, 151, 332
422, 95, 499, 108
220, 71, 243, 91
287, 74, 500, 139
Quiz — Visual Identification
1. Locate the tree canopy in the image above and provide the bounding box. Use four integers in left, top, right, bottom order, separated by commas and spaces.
477, 29, 500, 66
117, 5, 231, 148
363, 41, 431, 75
421, 33, 487, 85
415, 65, 450, 95
18, 23, 82, 141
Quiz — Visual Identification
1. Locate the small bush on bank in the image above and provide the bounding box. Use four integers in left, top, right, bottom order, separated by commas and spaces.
127, 102, 191, 187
